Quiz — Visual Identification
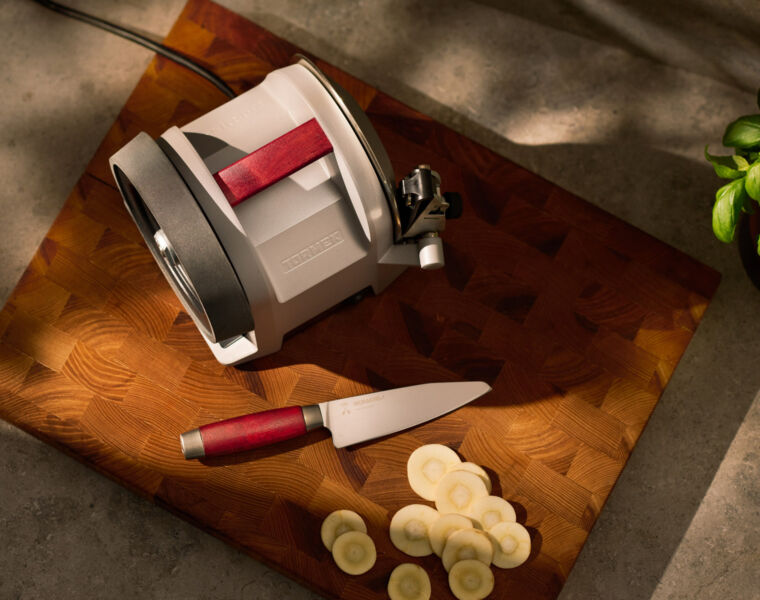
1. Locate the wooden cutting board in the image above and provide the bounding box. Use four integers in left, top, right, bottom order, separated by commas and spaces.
0, 1, 721, 598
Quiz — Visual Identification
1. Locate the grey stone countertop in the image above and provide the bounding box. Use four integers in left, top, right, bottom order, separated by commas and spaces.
1, 1, 758, 598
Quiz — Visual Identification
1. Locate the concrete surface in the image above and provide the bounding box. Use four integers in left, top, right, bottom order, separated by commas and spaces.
1, 0, 759, 598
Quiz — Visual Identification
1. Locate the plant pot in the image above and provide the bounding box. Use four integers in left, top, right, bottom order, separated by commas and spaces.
738, 211, 760, 290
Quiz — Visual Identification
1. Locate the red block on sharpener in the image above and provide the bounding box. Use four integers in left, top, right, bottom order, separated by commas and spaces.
213, 118, 334, 207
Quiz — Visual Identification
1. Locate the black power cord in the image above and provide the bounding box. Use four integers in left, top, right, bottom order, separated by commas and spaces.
31, 0, 237, 98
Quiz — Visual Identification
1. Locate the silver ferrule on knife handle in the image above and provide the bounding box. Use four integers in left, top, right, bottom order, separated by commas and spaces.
180, 428, 205, 459
302, 404, 324, 431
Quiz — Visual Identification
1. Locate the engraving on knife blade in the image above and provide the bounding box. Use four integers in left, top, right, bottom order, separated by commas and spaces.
337, 394, 385, 417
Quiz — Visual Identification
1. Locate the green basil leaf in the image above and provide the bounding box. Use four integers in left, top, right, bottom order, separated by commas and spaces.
723, 115, 760, 148
745, 161, 760, 201
712, 178, 747, 243
704, 145, 744, 179
733, 155, 751, 170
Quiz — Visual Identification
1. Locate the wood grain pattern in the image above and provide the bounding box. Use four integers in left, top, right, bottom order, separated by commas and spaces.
0, 1, 720, 598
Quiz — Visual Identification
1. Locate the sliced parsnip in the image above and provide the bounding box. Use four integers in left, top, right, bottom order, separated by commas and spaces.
434, 470, 488, 516
441, 528, 494, 572
448, 559, 495, 600
321, 509, 367, 551
389, 504, 440, 557
429, 513, 474, 557
490, 521, 531, 569
469, 495, 516, 531
450, 462, 491, 494
407, 444, 461, 500
387, 563, 432, 600
331, 530, 376, 575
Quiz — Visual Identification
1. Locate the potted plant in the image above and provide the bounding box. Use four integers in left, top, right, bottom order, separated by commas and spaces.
706, 93, 760, 287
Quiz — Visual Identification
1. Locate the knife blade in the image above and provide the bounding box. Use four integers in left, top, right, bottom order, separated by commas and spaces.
180, 381, 491, 459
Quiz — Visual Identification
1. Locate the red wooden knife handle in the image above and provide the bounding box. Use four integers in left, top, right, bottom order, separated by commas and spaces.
213, 118, 333, 207
182, 406, 307, 459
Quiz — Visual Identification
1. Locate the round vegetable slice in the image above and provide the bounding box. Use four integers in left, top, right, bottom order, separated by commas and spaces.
448, 559, 494, 600
321, 509, 367, 551
387, 562, 431, 600
407, 444, 461, 500
434, 470, 488, 516
441, 528, 494, 572
450, 462, 491, 494
429, 513, 474, 557
389, 504, 440, 557
331, 530, 376, 575
469, 495, 516, 531
490, 521, 531, 569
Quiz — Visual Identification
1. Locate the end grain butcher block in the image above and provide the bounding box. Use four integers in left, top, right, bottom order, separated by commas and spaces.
0, 1, 720, 598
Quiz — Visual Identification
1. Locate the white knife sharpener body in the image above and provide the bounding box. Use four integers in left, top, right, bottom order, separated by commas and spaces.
109, 59, 459, 365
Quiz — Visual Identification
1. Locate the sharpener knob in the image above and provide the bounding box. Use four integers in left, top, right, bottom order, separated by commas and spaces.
418, 234, 445, 270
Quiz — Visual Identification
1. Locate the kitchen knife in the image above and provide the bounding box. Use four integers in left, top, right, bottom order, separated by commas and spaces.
180, 381, 491, 459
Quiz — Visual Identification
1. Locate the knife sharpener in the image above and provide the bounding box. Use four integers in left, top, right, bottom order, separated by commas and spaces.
109, 56, 461, 365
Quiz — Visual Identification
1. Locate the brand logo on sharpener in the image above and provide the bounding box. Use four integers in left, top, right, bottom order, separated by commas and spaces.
281, 230, 344, 272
